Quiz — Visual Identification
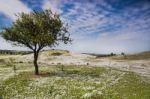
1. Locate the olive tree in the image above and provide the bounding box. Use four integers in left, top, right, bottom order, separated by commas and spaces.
1, 10, 71, 75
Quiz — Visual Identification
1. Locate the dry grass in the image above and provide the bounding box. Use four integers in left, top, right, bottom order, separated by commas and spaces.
111, 51, 150, 60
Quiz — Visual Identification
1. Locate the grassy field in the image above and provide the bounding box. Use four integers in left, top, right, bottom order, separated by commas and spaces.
0, 62, 150, 99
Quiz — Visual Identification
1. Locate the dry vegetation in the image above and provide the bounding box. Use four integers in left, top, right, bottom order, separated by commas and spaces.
0, 50, 150, 99
111, 51, 150, 60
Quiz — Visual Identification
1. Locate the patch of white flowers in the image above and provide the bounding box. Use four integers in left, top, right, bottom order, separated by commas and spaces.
0, 68, 18, 81
0, 64, 127, 99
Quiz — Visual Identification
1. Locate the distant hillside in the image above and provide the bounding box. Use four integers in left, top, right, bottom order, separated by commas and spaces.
112, 51, 150, 60
82, 53, 116, 58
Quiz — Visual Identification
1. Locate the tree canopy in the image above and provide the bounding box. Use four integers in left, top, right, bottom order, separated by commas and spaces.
2, 10, 71, 51
1, 9, 71, 75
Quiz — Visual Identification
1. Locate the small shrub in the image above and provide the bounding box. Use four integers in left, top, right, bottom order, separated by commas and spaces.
0, 59, 6, 63
110, 52, 116, 56
28, 61, 32, 64
121, 52, 125, 55
121, 52, 127, 59
51, 52, 62, 56
19, 61, 23, 63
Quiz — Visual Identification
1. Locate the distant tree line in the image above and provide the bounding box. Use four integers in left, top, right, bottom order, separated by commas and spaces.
0, 50, 32, 55
83, 52, 116, 58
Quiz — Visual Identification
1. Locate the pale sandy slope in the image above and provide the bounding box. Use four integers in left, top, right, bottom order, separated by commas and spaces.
1, 50, 150, 77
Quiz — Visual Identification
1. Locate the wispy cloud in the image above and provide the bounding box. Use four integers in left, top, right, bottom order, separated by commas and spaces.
0, 0, 31, 20
0, 0, 150, 53
53, 0, 150, 53
42, 0, 62, 14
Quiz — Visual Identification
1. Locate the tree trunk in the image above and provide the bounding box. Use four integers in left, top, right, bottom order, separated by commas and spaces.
34, 51, 39, 75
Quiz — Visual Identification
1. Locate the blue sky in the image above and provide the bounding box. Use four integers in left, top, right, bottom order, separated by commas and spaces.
0, 0, 150, 53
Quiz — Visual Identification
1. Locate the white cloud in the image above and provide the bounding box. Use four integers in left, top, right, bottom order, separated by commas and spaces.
0, 0, 150, 53
0, 0, 31, 20
42, 0, 62, 14
0, 37, 29, 51
58, 31, 150, 54
0, 0, 32, 50
45, 1, 150, 53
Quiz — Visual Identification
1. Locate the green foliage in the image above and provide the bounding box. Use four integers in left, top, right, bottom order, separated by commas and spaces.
1, 9, 71, 51
0, 9, 71, 75
0, 64, 150, 99
108, 72, 150, 99
0, 72, 31, 98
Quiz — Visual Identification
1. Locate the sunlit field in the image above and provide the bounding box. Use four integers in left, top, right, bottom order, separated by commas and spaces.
0, 0, 150, 99
0, 61, 150, 99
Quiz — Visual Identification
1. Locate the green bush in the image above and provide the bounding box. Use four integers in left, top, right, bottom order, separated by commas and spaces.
51, 52, 62, 56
